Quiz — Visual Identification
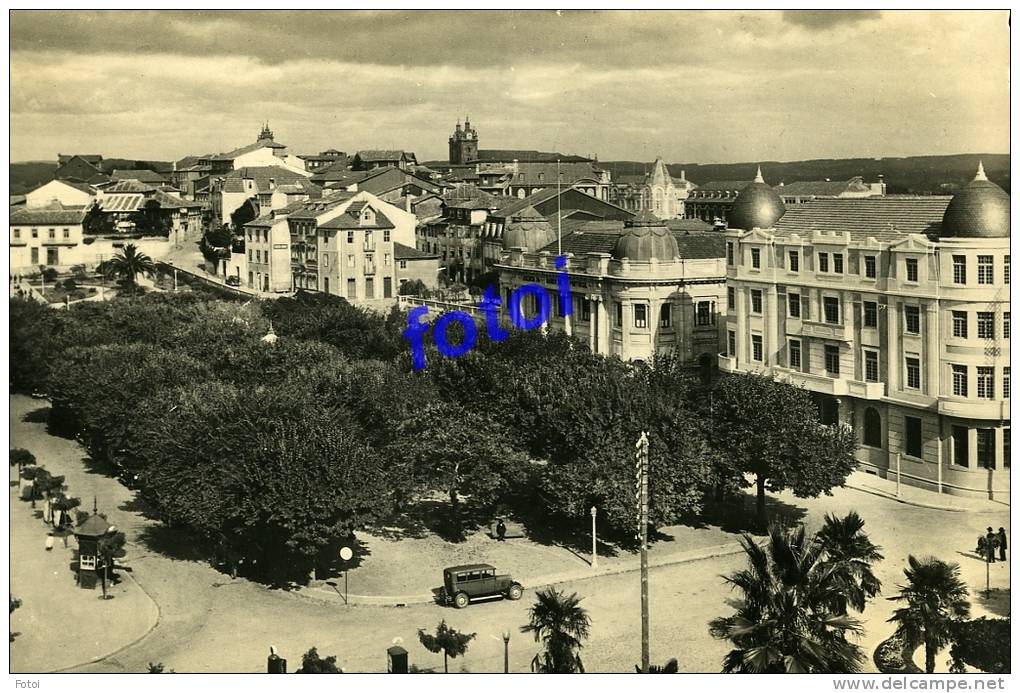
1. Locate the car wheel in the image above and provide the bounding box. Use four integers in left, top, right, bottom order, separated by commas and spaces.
454, 592, 469, 609
507, 584, 523, 600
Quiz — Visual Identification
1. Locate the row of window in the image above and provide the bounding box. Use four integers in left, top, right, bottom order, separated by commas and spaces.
346, 229, 390, 245
952, 311, 1010, 340
951, 365, 1010, 399
952, 426, 1010, 469
12, 227, 72, 240
729, 244, 1010, 287
953, 255, 1009, 285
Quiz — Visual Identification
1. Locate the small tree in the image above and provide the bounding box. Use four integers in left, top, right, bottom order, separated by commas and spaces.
710, 373, 858, 528
296, 647, 342, 673
97, 530, 127, 599
10, 594, 21, 642
888, 556, 971, 674
9, 448, 35, 488
949, 617, 1009, 674
417, 620, 476, 673
147, 662, 175, 673
521, 588, 592, 673
42, 267, 59, 284
398, 278, 427, 296
52, 495, 82, 531
20, 466, 46, 508
637, 658, 679, 673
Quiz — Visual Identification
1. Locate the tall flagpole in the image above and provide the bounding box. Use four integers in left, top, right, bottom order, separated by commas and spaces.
557, 159, 562, 256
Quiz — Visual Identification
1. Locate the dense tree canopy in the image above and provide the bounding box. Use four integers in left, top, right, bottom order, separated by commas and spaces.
710, 372, 858, 528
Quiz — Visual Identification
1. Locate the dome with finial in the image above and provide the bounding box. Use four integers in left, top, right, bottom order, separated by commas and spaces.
728, 165, 786, 230
502, 205, 556, 251
940, 161, 1010, 238
611, 210, 679, 261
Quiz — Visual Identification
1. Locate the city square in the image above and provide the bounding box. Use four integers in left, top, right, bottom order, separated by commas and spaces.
8, 7, 1011, 682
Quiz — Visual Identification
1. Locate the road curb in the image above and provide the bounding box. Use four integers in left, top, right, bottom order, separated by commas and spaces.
296, 541, 747, 607
845, 482, 1007, 514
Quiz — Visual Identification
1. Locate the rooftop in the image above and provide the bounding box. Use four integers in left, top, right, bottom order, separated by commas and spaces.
111, 169, 169, 184
394, 241, 438, 260
770, 196, 952, 241
11, 206, 89, 225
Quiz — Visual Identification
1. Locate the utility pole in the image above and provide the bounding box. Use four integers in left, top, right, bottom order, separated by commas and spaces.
590, 506, 598, 569
635, 431, 650, 673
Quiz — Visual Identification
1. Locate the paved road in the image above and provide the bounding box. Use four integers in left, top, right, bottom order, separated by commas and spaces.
10, 394, 1009, 673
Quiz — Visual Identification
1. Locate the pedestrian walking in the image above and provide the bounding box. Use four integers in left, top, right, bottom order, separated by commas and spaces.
44, 534, 54, 551
985, 527, 997, 563
496, 518, 507, 542
998, 527, 1007, 562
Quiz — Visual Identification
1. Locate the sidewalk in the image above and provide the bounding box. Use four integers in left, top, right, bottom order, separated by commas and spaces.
9, 480, 160, 673
844, 470, 1008, 513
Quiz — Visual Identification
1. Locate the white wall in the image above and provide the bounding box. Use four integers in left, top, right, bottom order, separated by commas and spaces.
26, 181, 93, 209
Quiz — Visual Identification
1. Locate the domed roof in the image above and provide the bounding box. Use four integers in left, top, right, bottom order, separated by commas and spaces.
728, 166, 786, 230
940, 162, 1010, 239
502, 205, 557, 251
612, 210, 679, 261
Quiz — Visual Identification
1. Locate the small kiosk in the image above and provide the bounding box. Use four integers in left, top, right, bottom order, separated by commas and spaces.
74, 514, 111, 589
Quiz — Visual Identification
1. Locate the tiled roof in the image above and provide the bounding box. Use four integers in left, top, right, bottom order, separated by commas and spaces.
220, 166, 311, 193
473, 149, 592, 164
11, 207, 88, 225
356, 150, 408, 162
98, 187, 190, 212
58, 154, 102, 165
394, 242, 438, 260
209, 138, 286, 161
34, 179, 94, 195
318, 206, 395, 230
690, 180, 751, 194
285, 191, 359, 220
778, 178, 872, 197
770, 197, 952, 241
535, 224, 725, 260
492, 162, 603, 188
10, 195, 26, 206
111, 169, 168, 184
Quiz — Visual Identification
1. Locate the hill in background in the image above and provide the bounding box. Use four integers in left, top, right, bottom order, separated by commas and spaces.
601, 153, 1010, 195
10, 158, 173, 195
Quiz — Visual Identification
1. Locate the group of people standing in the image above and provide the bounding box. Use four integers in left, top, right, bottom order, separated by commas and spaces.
978, 526, 1008, 562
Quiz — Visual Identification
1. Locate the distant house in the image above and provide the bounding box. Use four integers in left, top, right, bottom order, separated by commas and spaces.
198, 123, 304, 176
110, 169, 169, 185
310, 165, 443, 203
54, 155, 110, 185
352, 150, 418, 172
25, 179, 94, 209
609, 158, 695, 219
299, 149, 348, 172
777, 176, 887, 204
95, 180, 204, 245
684, 180, 753, 224
394, 242, 439, 291
210, 165, 318, 227
10, 206, 89, 271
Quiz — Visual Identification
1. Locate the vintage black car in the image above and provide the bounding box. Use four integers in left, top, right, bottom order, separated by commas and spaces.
442, 564, 523, 608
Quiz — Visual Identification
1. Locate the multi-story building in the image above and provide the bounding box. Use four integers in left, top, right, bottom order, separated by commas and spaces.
777, 176, 886, 205
609, 158, 695, 219
448, 117, 479, 166
719, 164, 1010, 500
199, 124, 304, 176
298, 149, 348, 172
284, 191, 417, 300
210, 165, 316, 227
684, 179, 753, 225
495, 210, 727, 364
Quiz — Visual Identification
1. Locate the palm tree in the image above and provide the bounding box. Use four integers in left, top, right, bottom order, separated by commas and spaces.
520, 587, 591, 673
709, 524, 866, 673
887, 556, 970, 674
815, 511, 884, 614
101, 244, 157, 290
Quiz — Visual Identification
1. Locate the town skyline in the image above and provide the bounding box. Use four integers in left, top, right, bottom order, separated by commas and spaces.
11, 9, 1010, 163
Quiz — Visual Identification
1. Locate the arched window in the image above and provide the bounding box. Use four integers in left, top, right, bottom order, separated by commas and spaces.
863, 407, 882, 448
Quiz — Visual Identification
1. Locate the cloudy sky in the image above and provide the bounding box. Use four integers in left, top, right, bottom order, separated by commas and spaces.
10, 9, 1010, 164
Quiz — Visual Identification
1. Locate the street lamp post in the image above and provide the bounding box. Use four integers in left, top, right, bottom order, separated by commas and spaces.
635, 431, 650, 673
590, 506, 598, 569
502, 630, 510, 673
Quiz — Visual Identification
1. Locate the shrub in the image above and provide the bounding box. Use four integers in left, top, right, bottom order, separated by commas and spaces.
42, 267, 59, 283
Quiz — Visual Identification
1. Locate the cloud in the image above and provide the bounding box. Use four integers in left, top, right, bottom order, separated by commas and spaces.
782, 10, 882, 30
8, 10, 1010, 164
